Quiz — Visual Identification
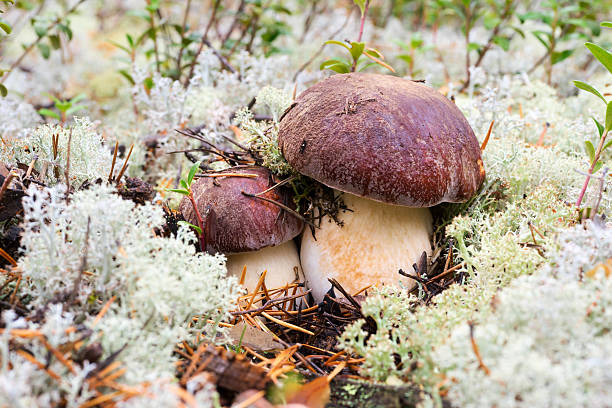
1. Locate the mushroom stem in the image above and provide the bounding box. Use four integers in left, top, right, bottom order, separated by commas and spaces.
300, 192, 433, 302
226, 240, 304, 293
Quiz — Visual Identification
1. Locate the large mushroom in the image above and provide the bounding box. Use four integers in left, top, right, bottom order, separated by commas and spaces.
278, 73, 485, 302
179, 166, 304, 292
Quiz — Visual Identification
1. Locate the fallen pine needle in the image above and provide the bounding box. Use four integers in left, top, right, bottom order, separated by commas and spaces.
261, 312, 314, 336
233, 390, 266, 408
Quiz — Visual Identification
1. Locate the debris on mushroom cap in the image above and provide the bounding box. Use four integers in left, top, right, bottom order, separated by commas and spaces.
278, 73, 486, 207
179, 166, 303, 254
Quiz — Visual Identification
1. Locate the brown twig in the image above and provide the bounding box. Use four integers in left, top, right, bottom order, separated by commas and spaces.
108, 141, 119, 183
468, 321, 491, 375
480, 120, 494, 151
115, 143, 134, 184
184, 0, 221, 87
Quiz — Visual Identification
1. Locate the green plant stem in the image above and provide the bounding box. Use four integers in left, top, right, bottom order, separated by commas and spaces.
576, 128, 609, 208
188, 191, 207, 252
0, 0, 87, 85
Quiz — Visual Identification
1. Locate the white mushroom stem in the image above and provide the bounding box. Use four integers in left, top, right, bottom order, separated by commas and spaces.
301, 192, 433, 303
226, 240, 304, 294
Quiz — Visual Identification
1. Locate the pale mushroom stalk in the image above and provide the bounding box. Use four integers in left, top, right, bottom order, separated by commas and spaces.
301, 193, 432, 302
226, 240, 303, 291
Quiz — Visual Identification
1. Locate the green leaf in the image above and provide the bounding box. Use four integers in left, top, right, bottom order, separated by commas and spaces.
178, 220, 202, 235
48, 34, 60, 49
493, 36, 510, 51
187, 161, 201, 186
180, 179, 189, 190
353, 0, 367, 16
0, 20, 11, 34
603, 139, 612, 152
551, 49, 573, 65
585, 140, 595, 162
126, 9, 150, 21
55, 100, 71, 112
38, 108, 60, 120
70, 93, 87, 104
108, 39, 130, 53
574, 81, 607, 104
398, 55, 413, 64
323, 40, 351, 52
126, 33, 134, 47
585, 42, 612, 75
467, 42, 481, 52
33, 22, 47, 37
349, 41, 365, 63
65, 104, 87, 116
602, 22, 612, 29
532, 30, 551, 50
592, 160, 603, 174
58, 23, 72, 40
0, 84, 7, 97
320, 59, 350, 73
37, 42, 50, 59
166, 188, 190, 195
606, 101, 612, 132
364, 48, 383, 59
143, 77, 154, 91
592, 117, 604, 137
118, 69, 135, 85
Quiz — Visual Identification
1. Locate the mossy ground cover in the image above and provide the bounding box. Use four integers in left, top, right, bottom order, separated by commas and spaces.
0, 1, 611, 407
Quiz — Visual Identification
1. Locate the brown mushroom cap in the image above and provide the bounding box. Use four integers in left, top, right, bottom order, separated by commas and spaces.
278, 73, 485, 207
179, 166, 303, 254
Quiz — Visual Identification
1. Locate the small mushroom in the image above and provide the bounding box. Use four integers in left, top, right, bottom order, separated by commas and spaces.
179, 166, 304, 292
278, 73, 485, 302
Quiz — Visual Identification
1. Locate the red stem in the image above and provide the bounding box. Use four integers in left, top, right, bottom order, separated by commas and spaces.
356, 0, 370, 43
576, 128, 609, 208
188, 192, 207, 251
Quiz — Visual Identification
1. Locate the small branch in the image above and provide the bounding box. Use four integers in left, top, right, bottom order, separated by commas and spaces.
115, 143, 134, 184
241, 191, 315, 228
183, 0, 221, 87
480, 120, 494, 151
468, 321, 491, 376
0, 171, 17, 203
108, 141, 119, 183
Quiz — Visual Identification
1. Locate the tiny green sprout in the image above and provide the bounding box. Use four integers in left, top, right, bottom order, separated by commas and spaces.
574, 21, 612, 208
38, 93, 87, 123
396, 33, 432, 78
320, 0, 395, 75
320, 40, 395, 74
166, 161, 207, 250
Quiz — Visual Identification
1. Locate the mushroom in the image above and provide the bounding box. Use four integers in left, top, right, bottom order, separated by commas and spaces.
278, 73, 485, 302
179, 166, 304, 292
